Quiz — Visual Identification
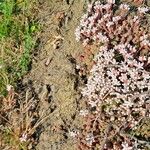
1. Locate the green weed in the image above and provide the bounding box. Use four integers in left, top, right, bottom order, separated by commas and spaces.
1, 127, 28, 150
0, 0, 39, 95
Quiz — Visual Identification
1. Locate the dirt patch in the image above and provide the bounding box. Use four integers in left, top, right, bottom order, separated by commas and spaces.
21, 0, 150, 150
23, 0, 87, 149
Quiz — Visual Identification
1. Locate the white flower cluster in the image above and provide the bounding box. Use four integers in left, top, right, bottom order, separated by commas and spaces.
75, 1, 114, 43
85, 133, 95, 146
121, 141, 133, 150
82, 44, 150, 126
75, 1, 150, 149
138, 7, 149, 14
75, 0, 150, 134
75, 0, 150, 52
119, 4, 130, 10
79, 109, 89, 116
19, 133, 27, 142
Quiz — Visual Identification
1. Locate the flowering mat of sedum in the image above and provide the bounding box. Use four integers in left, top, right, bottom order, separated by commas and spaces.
1, 0, 150, 150
74, 0, 150, 149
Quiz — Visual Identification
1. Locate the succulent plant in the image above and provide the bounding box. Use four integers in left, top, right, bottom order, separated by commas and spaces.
75, 0, 150, 149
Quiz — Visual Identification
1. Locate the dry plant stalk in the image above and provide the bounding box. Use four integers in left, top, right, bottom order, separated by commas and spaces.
0, 87, 52, 149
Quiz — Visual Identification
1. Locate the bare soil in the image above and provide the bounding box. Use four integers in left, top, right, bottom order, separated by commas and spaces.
22, 0, 87, 149
20, 0, 150, 150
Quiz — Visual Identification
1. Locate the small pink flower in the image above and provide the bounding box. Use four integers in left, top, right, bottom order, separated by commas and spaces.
138, 7, 149, 14
119, 4, 130, 10
119, 73, 128, 84
107, 0, 115, 4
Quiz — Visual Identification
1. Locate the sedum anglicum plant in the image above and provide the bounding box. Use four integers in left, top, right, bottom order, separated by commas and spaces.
75, 0, 150, 149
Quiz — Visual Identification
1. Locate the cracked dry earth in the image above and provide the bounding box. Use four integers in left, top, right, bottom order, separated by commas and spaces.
22, 0, 87, 150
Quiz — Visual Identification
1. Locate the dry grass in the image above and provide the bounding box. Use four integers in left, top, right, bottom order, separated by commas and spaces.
0, 86, 52, 150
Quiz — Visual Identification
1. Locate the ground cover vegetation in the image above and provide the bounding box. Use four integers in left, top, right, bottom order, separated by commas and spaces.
75, 0, 150, 149
0, 0, 150, 149
0, 0, 40, 149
